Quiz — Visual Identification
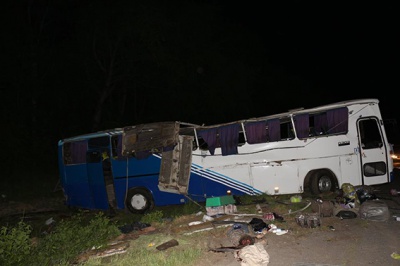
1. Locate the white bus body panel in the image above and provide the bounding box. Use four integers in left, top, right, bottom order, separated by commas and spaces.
190, 99, 392, 195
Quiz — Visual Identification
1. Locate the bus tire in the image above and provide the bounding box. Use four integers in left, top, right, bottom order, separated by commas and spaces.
310, 170, 335, 195
125, 188, 154, 214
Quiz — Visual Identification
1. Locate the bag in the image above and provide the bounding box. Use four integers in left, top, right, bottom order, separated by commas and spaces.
311, 199, 334, 217
341, 183, 360, 205
336, 210, 357, 219
249, 218, 267, 232
295, 213, 321, 228
333, 203, 358, 219
262, 212, 275, 221
359, 200, 390, 222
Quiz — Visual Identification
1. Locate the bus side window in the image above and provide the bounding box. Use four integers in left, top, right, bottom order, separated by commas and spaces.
360, 119, 383, 149
238, 130, 246, 146
198, 137, 208, 151
280, 120, 295, 141
111, 135, 126, 159
63, 143, 73, 165
63, 140, 87, 165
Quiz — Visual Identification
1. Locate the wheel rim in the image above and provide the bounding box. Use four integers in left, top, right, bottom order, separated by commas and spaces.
130, 194, 147, 210
318, 176, 332, 192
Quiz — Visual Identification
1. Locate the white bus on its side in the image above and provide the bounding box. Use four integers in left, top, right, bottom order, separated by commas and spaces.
59, 98, 395, 213
156, 97, 394, 197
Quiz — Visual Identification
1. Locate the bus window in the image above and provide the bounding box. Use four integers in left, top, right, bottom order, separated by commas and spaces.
295, 107, 349, 139
196, 123, 242, 155
198, 136, 208, 151
63, 140, 87, 165
88, 136, 109, 149
280, 120, 295, 140
360, 119, 383, 149
111, 135, 125, 160
364, 162, 386, 176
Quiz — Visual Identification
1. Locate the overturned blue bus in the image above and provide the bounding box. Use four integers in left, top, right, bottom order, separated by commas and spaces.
58, 121, 249, 214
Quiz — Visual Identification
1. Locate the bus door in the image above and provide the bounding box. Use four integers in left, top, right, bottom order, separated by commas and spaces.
87, 135, 118, 210
86, 149, 109, 210
358, 118, 391, 185
158, 135, 193, 194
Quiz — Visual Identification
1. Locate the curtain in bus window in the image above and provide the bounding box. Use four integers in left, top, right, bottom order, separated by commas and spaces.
244, 121, 267, 144
219, 124, 239, 156
197, 128, 218, 155
327, 107, 348, 134
267, 119, 280, 142
294, 114, 309, 139
314, 113, 328, 135
70, 140, 87, 164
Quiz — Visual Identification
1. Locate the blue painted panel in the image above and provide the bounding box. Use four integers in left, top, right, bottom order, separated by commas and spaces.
87, 162, 109, 210
63, 164, 94, 209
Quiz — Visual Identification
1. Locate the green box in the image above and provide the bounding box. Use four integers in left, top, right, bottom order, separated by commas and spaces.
206, 195, 235, 207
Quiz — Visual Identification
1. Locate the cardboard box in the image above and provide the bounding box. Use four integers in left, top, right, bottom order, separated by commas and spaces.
206, 204, 237, 216
205, 195, 236, 207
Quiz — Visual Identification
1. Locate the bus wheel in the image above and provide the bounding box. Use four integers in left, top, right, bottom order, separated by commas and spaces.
125, 188, 154, 214
310, 170, 335, 195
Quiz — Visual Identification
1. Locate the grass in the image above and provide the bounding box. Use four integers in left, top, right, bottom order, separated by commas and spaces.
82, 234, 204, 266
1, 188, 329, 265
78, 195, 322, 266
0, 211, 121, 266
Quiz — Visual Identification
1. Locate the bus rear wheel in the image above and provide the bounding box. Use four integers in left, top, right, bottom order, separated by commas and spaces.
125, 188, 154, 214
310, 170, 335, 195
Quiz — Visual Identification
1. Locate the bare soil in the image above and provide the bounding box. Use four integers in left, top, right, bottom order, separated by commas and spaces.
189, 209, 400, 266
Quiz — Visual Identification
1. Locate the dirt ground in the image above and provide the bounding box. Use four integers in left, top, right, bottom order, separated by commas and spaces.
1, 175, 400, 266
191, 206, 400, 266
189, 180, 400, 266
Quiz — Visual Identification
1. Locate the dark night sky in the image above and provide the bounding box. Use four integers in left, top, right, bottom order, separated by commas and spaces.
226, 1, 399, 137
234, 2, 397, 104
1, 0, 399, 171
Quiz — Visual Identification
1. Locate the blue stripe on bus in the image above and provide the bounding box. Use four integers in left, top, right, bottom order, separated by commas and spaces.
191, 163, 261, 195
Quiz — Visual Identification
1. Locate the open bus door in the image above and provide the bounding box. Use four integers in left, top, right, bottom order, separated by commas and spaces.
358, 117, 391, 185
86, 149, 109, 210
158, 135, 193, 194
122, 122, 191, 194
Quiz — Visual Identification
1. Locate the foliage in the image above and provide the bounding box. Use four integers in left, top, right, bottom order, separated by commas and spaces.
0, 192, 323, 265
235, 193, 271, 205
82, 234, 203, 266
180, 201, 204, 215
0, 221, 32, 266
159, 201, 203, 218
21, 212, 120, 265
136, 201, 204, 225
140, 210, 164, 224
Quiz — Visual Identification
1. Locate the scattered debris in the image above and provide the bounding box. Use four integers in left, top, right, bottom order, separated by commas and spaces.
234, 234, 270, 265
391, 252, 400, 260
156, 239, 179, 251
115, 226, 156, 241
118, 222, 151, 234
75, 241, 130, 263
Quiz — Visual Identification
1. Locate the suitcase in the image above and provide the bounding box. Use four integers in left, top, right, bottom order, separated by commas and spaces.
311, 199, 334, 217
359, 200, 390, 222
295, 213, 321, 228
